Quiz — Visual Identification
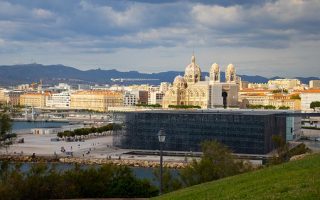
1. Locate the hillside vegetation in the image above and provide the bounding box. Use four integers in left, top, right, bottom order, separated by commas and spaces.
154, 154, 320, 200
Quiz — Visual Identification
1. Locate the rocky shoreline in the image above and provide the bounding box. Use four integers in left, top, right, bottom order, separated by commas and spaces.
0, 155, 187, 169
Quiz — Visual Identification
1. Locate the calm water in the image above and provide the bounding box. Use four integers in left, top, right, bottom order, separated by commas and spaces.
12, 121, 69, 131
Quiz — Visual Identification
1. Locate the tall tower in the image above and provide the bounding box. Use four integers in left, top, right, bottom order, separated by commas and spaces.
210, 63, 220, 83
226, 64, 236, 83
184, 55, 201, 85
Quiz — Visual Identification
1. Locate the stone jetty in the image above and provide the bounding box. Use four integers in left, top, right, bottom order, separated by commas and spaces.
0, 155, 187, 169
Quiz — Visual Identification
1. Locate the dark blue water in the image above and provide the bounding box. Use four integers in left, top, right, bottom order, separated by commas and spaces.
12, 121, 69, 131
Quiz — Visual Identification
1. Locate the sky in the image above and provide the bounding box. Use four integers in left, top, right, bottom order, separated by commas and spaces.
0, 0, 319, 77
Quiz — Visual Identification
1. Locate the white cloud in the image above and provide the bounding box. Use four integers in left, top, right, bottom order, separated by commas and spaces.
100, 6, 145, 27
192, 0, 320, 32
191, 4, 243, 28
0, 0, 319, 77
32, 8, 54, 19
79, 1, 146, 28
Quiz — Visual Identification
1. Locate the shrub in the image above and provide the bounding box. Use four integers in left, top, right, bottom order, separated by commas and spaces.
0, 163, 158, 199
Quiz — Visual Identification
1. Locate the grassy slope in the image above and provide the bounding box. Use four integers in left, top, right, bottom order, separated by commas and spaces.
154, 154, 320, 200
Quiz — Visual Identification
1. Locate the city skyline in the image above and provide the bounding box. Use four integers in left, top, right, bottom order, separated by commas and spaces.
0, 0, 320, 77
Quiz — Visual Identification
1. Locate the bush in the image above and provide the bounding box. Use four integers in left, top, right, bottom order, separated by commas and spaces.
272, 89, 288, 93
180, 141, 252, 187
310, 101, 320, 110
248, 105, 276, 110
168, 105, 201, 109
136, 104, 161, 108
278, 106, 290, 110
153, 168, 182, 194
247, 104, 264, 109
0, 163, 158, 199
264, 105, 276, 109
290, 94, 301, 99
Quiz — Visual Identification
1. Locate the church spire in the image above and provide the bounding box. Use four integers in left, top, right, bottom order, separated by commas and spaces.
191, 48, 195, 63
191, 54, 195, 64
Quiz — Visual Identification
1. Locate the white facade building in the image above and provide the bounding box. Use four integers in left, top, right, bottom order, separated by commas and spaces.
148, 91, 165, 105
268, 79, 301, 90
46, 92, 71, 108
309, 80, 320, 89
123, 92, 138, 106
56, 83, 71, 90
300, 90, 320, 111
148, 86, 160, 104
209, 83, 239, 108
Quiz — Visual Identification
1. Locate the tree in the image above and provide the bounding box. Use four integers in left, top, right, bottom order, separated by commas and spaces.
272, 89, 288, 93
0, 163, 158, 199
180, 141, 251, 187
278, 106, 290, 110
0, 113, 13, 151
247, 104, 264, 109
264, 105, 276, 110
269, 135, 310, 165
310, 101, 320, 111
0, 113, 12, 136
153, 168, 182, 193
269, 135, 289, 165
290, 94, 301, 99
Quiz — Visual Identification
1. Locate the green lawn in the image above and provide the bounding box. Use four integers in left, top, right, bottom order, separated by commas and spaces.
153, 154, 320, 200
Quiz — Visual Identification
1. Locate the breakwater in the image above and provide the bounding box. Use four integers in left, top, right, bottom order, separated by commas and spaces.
0, 155, 187, 169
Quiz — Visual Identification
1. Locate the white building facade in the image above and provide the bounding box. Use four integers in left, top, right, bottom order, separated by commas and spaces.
301, 90, 320, 111
46, 92, 71, 108
123, 92, 138, 106
148, 91, 165, 105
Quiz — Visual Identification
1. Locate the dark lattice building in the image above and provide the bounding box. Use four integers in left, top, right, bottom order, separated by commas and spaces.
112, 110, 300, 154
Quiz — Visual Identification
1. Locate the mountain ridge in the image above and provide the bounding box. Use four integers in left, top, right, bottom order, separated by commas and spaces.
0, 64, 318, 86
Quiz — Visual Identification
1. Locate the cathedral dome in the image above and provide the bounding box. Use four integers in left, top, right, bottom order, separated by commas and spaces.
210, 63, 220, 82
173, 75, 187, 88
227, 64, 235, 72
226, 63, 236, 82
174, 75, 185, 84
210, 63, 220, 73
184, 55, 201, 84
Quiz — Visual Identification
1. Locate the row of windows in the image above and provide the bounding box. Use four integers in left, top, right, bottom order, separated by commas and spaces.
114, 112, 285, 154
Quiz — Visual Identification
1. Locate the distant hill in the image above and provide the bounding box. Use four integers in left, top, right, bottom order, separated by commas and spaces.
154, 154, 320, 200
0, 64, 318, 86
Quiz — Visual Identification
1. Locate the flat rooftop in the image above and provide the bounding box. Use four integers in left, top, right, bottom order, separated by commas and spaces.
113, 109, 300, 116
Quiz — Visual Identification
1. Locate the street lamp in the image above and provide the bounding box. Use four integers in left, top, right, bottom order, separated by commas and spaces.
158, 128, 166, 195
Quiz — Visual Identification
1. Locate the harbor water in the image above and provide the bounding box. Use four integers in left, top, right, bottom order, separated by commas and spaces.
12, 121, 69, 133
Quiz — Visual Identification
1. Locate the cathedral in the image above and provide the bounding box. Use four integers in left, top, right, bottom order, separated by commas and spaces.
162, 55, 239, 109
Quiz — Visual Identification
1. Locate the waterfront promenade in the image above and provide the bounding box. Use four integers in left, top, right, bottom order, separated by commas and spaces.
0, 133, 188, 168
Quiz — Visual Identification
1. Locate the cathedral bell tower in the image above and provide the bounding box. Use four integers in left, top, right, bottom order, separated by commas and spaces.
226, 64, 236, 83
210, 63, 220, 83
